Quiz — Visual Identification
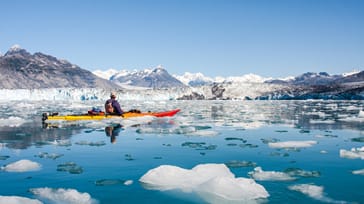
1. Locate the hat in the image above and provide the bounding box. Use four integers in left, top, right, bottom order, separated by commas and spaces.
110, 92, 116, 97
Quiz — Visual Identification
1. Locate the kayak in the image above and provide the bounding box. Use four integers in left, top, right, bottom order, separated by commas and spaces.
42, 109, 180, 122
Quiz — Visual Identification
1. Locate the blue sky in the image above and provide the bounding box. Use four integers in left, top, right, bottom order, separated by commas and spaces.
1, 0, 363, 78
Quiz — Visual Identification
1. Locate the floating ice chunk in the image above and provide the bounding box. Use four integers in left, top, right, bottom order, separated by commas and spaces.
57, 162, 83, 174
124, 180, 133, 185
48, 139, 72, 147
0, 196, 42, 204
352, 169, 364, 175
268, 140, 317, 149
248, 167, 296, 181
289, 184, 324, 199
0, 116, 27, 127
358, 110, 364, 118
339, 146, 364, 160
309, 119, 335, 124
289, 184, 348, 204
75, 140, 106, 146
284, 167, 320, 178
95, 179, 129, 186
1, 159, 41, 172
139, 163, 269, 202
187, 130, 219, 137
36, 152, 64, 160
30, 187, 97, 204
338, 111, 364, 122
197, 176, 269, 203
225, 160, 257, 168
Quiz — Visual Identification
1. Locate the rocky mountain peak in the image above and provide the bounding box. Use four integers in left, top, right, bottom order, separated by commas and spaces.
4, 44, 31, 58
0, 46, 119, 89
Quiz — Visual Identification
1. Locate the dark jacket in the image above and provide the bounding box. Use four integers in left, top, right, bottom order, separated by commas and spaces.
105, 98, 124, 115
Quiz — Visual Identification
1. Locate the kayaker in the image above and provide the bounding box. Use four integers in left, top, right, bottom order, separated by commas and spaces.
105, 92, 124, 115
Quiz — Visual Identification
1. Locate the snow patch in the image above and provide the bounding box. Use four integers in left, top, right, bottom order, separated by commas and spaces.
10, 44, 22, 52
93, 69, 118, 80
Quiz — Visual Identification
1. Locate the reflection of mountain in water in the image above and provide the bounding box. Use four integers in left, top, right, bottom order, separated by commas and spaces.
0, 120, 82, 149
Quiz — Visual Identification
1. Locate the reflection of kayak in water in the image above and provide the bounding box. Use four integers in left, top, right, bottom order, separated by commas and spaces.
42, 109, 180, 122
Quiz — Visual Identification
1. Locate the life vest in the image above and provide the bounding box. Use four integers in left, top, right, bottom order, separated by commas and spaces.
105, 101, 114, 114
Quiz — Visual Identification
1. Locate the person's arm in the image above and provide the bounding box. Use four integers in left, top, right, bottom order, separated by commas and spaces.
113, 101, 124, 115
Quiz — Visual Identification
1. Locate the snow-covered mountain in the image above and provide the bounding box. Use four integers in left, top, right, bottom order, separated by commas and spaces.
92, 68, 119, 80
0, 45, 118, 89
1, 45, 363, 101
173, 72, 214, 86
108, 66, 186, 89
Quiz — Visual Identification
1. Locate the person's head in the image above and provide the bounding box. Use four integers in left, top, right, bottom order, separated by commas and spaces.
110, 92, 116, 99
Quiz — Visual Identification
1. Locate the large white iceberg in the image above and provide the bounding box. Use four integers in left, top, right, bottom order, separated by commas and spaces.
0, 196, 42, 204
139, 163, 269, 203
30, 187, 97, 204
1, 159, 41, 172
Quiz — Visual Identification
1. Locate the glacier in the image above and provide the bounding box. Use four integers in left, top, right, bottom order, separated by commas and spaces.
0, 81, 282, 101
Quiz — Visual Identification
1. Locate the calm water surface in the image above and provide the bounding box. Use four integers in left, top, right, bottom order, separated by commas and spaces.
0, 100, 363, 203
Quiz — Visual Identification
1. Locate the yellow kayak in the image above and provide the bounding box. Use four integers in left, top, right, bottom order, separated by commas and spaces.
42, 109, 180, 122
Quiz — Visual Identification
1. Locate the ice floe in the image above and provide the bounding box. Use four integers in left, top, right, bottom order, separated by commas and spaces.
248, 167, 296, 181
352, 169, 364, 175
339, 146, 364, 160
139, 163, 269, 203
57, 162, 83, 174
0, 116, 27, 127
1, 159, 41, 172
268, 140, 317, 149
0, 196, 42, 204
289, 184, 348, 204
30, 187, 97, 204
75, 140, 106, 146
95, 179, 133, 186
35, 152, 64, 160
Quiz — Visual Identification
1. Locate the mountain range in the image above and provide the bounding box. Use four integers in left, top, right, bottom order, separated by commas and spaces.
0, 45, 117, 89
1, 45, 363, 100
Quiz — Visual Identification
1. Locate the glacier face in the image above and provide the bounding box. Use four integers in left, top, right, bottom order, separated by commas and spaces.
0, 81, 282, 101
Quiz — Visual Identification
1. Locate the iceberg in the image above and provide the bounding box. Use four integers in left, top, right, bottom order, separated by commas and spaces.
139, 163, 269, 203
352, 169, 364, 175
289, 184, 348, 204
1, 159, 41, 172
268, 140, 317, 149
0, 196, 42, 204
248, 167, 296, 181
339, 146, 364, 160
30, 187, 97, 204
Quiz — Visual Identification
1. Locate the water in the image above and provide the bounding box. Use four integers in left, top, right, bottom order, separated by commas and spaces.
0, 100, 363, 204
